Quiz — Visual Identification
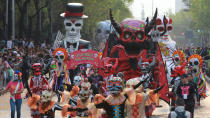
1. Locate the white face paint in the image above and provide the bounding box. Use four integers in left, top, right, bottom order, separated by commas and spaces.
64, 18, 83, 52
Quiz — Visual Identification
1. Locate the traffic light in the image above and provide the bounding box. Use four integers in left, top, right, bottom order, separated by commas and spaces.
197, 29, 201, 33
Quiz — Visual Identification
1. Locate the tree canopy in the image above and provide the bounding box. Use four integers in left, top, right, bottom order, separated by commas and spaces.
0, 0, 133, 43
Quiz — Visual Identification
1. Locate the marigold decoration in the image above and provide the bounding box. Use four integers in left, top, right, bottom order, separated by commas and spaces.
188, 54, 203, 68
53, 48, 68, 62
172, 50, 185, 65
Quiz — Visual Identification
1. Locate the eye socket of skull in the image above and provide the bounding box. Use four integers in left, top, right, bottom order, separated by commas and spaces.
190, 61, 193, 66
75, 23, 81, 27
66, 23, 72, 26
135, 31, 144, 40
167, 26, 173, 31
124, 31, 132, 39
174, 57, 179, 62
97, 29, 102, 33
158, 26, 164, 32
55, 55, 59, 60
105, 30, 110, 34
59, 55, 65, 60
194, 61, 199, 66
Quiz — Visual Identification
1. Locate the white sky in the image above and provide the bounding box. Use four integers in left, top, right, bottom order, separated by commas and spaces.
129, 0, 175, 19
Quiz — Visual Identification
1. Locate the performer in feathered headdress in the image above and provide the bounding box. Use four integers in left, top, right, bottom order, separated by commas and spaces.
51, 48, 70, 102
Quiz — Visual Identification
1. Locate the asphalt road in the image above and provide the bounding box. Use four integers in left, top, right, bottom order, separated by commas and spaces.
0, 83, 210, 118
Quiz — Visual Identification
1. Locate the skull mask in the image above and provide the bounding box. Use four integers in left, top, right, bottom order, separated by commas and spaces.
55, 51, 65, 65
78, 82, 92, 102
173, 54, 181, 66
126, 78, 142, 92
156, 16, 172, 41
13, 71, 22, 81
188, 54, 203, 75
107, 77, 123, 95
74, 76, 82, 86
138, 56, 156, 74
32, 63, 42, 76
64, 18, 83, 52
41, 90, 52, 102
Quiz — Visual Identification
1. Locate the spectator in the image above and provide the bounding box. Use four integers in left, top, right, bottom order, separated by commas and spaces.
88, 68, 103, 89
176, 74, 197, 118
7, 39, 13, 49
168, 98, 191, 118
4, 70, 24, 118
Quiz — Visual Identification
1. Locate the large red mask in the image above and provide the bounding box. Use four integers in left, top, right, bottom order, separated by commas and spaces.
32, 63, 42, 76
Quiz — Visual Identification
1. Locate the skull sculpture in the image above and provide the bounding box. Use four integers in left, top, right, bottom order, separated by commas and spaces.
95, 20, 113, 50
32, 63, 42, 76
41, 90, 52, 102
64, 19, 83, 52
60, 3, 88, 53
155, 16, 172, 42
188, 54, 203, 74
74, 76, 82, 86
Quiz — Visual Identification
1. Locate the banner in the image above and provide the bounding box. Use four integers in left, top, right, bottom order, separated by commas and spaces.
67, 49, 101, 69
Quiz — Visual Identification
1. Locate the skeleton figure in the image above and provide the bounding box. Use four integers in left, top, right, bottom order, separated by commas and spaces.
52, 48, 69, 102
95, 20, 113, 50
138, 56, 156, 89
60, 3, 89, 53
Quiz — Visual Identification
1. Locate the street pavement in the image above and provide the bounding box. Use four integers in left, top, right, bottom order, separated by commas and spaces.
0, 83, 210, 118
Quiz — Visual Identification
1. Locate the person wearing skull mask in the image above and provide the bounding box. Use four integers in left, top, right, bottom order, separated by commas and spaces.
169, 50, 187, 107
3, 70, 24, 118
52, 48, 70, 102
188, 54, 207, 104
60, 3, 91, 53
125, 78, 164, 118
29, 63, 49, 95
62, 80, 101, 118
90, 76, 148, 118
29, 63, 49, 118
28, 90, 63, 118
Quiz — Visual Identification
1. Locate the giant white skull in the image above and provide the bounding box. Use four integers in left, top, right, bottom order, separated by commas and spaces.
64, 18, 83, 52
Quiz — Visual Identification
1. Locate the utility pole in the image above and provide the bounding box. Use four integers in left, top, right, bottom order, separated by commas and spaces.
5, 0, 8, 40
152, 0, 154, 16
12, 0, 15, 40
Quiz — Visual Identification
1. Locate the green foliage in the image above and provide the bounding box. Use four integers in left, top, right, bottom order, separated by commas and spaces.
0, 0, 133, 42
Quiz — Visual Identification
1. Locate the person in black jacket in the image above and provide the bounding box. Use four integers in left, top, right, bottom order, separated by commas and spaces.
176, 74, 198, 118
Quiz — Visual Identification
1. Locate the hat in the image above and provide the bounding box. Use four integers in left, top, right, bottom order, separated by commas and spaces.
60, 3, 88, 18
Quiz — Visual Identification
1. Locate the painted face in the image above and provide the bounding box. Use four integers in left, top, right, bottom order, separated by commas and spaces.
64, 18, 83, 52
107, 77, 123, 95
32, 63, 42, 76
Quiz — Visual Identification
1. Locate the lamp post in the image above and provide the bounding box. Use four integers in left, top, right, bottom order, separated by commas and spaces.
12, 0, 15, 40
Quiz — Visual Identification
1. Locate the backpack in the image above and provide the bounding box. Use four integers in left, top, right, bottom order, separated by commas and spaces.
175, 111, 187, 118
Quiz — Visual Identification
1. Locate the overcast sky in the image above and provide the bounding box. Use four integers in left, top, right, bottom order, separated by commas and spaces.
129, 0, 175, 19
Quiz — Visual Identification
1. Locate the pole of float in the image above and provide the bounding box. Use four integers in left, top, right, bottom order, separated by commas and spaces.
12, 0, 15, 40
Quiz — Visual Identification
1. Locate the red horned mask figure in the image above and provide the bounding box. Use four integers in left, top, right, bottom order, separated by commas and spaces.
32, 63, 42, 76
